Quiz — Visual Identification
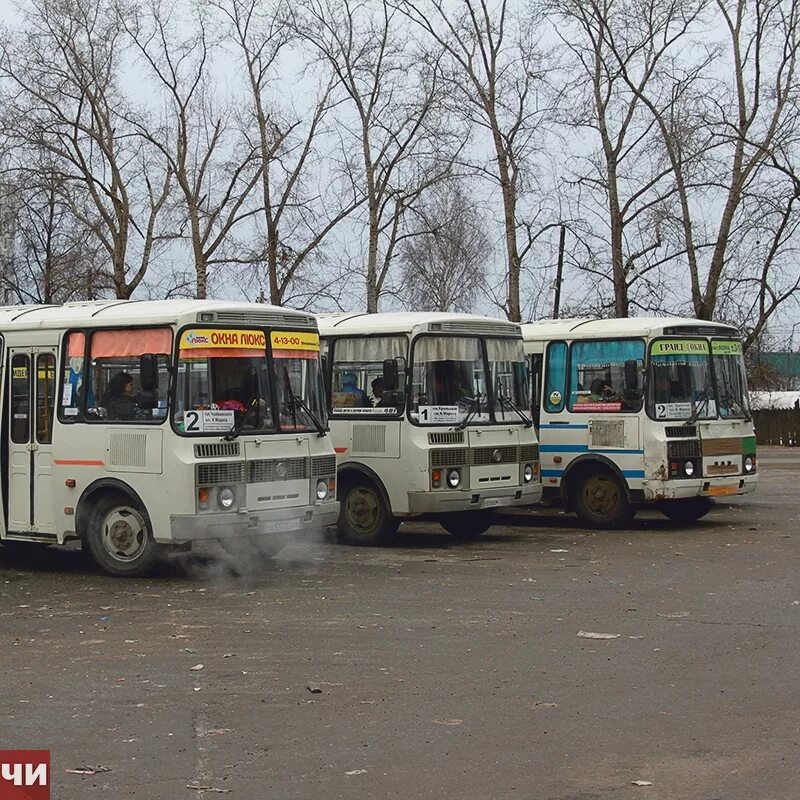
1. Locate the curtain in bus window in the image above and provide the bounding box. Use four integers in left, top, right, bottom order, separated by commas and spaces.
62, 331, 87, 418
91, 328, 172, 357
569, 339, 644, 412
37, 353, 56, 444
544, 341, 567, 413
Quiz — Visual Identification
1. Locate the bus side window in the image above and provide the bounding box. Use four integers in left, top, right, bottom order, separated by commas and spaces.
60, 331, 86, 421
543, 341, 567, 414
10, 354, 31, 443
36, 353, 56, 444
529, 354, 543, 427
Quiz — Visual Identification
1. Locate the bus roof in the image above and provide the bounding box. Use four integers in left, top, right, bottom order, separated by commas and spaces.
520, 316, 741, 340
317, 311, 521, 337
0, 299, 317, 331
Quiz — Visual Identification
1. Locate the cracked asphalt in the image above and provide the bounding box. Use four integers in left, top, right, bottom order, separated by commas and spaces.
1, 446, 798, 800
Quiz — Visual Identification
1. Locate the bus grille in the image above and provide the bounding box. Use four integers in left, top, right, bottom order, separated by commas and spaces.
312, 455, 337, 476
702, 437, 743, 457
431, 448, 469, 467
665, 426, 696, 438
249, 458, 308, 482
428, 431, 465, 445
472, 445, 518, 465
667, 440, 701, 459
194, 442, 240, 458
519, 444, 539, 462
197, 462, 247, 486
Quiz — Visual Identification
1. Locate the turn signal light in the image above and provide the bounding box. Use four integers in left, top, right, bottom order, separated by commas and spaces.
432, 469, 442, 488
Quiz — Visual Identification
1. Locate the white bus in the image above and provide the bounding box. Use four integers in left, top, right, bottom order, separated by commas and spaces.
318, 312, 542, 545
0, 300, 338, 575
521, 317, 758, 527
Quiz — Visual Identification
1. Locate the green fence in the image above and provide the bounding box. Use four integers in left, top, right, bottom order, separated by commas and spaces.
752, 408, 800, 446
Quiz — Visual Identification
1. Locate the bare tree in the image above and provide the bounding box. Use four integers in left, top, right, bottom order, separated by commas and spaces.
398, 180, 488, 312
0, 0, 173, 299
0, 168, 105, 303
296, 0, 455, 312
214, 0, 364, 306
548, 0, 710, 316
124, 0, 263, 298
603, 0, 800, 324
397, 0, 554, 322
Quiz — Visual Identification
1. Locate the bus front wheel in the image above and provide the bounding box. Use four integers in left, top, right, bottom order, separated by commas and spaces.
440, 510, 493, 539
338, 480, 398, 547
85, 494, 162, 577
571, 468, 634, 529
657, 497, 713, 524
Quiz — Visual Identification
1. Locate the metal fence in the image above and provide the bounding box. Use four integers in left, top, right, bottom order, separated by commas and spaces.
752, 409, 800, 446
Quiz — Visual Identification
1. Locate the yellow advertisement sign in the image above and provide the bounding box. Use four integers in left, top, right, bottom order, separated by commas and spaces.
180, 329, 266, 350
651, 339, 709, 356
270, 330, 320, 352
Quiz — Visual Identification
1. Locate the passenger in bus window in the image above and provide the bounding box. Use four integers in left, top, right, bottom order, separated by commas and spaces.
340, 371, 371, 407
104, 371, 136, 420
371, 376, 385, 406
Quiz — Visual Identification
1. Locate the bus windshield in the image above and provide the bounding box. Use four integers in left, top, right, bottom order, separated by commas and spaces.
175, 328, 274, 434
648, 339, 716, 421
487, 338, 530, 422
273, 344, 327, 432
712, 340, 750, 418
410, 335, 489, 425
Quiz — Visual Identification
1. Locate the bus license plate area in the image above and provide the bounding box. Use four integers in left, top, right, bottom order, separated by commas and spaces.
708, 485, 736, 497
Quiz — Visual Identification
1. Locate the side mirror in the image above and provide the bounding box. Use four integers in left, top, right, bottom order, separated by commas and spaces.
140, 354, 159, 392
624, 359, 639, 393
382, 389, 405, 409
383, 358, 399, 391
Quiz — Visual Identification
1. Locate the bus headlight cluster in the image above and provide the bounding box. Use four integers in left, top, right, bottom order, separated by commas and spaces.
218, 487, 235, 509
744, 455, 756, 473
523, 463, 534, 483
432, 468, 463, 490
447, 469, 461, 489
683, 460, 695, 478
316, 479, 329, 500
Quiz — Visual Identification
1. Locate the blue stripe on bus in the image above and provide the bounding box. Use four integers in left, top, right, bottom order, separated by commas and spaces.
540, 444, 644, 455
542, 468, 646, 479
545, 422, 589, 429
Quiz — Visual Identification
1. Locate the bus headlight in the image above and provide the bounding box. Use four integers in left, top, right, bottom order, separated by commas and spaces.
316, 479, 329, 500
218, 487, 235, 509
683, 460, 695, 478
523, 464, 534, 483
744, 455, 755, 473
447, 469, 461, 489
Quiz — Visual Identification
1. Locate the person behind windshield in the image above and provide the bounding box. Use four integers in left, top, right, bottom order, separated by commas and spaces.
104, 371, 136, 420
340, 371, 371, 407
371, 376, 386, 406
589, 377, 621, 403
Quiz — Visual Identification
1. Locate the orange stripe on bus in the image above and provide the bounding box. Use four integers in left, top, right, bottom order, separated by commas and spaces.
53, 459, 105, 466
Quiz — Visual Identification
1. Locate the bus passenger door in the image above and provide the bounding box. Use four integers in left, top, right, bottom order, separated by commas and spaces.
7, 349, 57, 534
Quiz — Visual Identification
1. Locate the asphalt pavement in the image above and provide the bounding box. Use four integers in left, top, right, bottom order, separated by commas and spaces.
1, 447, 798, 800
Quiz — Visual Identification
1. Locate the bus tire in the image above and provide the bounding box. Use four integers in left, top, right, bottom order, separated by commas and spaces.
84, 493, 161, 577
440, 510, 493, 539
657, 497, 713, 524
337, 479, 398, 547
571, 467, 634, 529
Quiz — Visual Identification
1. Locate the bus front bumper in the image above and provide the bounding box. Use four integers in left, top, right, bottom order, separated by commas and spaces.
406, 483, 542, 514
641, 474, 758, 501
168, 502, 340, 542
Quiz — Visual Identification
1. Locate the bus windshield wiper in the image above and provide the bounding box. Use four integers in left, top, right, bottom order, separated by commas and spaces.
224, 396, 258, 441
684, 392, 711, 426
496, 393, 533, 428
456, 393, 485, 430
289, 392, 327, 437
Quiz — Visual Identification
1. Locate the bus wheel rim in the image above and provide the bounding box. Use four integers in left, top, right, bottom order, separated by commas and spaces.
583, 475, 618, 517
101, 506, 148, 562
345, 488, 380, 535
